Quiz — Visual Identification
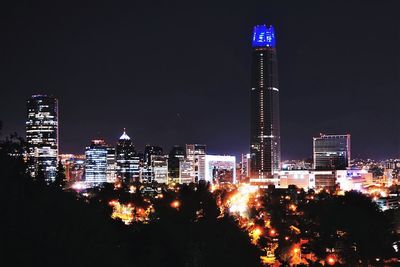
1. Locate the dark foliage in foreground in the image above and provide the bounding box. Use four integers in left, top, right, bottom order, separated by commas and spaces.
0, 133, 261, 267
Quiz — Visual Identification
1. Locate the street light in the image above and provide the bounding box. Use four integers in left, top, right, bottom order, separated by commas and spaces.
326, 254, 336, 266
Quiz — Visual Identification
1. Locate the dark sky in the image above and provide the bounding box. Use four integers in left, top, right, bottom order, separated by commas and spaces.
1, 0, 399, 160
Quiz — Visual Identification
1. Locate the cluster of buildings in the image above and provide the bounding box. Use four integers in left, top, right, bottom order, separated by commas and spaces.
81, 138, 236, 186
24, 25, 398, 202
25, 95, 236, 186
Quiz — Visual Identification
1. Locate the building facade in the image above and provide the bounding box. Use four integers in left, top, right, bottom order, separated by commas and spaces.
250, 25, 281, 179
179, 159, 194, 184
152, 155, 169, 184
168, 145, 186, 182
59, 154, 85, 183
26, 94, 58, 181
313, 134, 351, 170
85, 139, 108, 185
106, 146, 117, 183
205, 155, 236, 184
186, 144, 206, 182
116, 130, 140, 183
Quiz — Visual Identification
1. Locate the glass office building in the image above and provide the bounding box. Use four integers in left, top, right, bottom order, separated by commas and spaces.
313, 134, 351, 170
26, 94, 58, 181
249, 25, 281, 178
85, 139, 108, 185
116, 130, 140, 183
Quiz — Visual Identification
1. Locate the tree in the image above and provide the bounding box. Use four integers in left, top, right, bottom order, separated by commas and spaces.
301, 191, 396, 265
54, 159, 66, 189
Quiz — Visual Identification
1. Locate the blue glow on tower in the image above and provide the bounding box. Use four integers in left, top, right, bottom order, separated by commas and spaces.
252, 25, 276, 48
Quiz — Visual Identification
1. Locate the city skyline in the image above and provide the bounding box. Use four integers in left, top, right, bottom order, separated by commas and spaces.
0, 1, 399, 160
2, 2, 400, 266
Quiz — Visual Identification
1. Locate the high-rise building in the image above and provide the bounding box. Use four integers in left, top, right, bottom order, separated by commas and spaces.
141, 145, 164, 183
59, 154, 85, 183
144, 145, 163, 166
313, 134, 351, 170
106, 147, 117, 183
168, 145, 186, 181
116, 130, 140, 183
26, 94, 58, 181
179, 159, 194, 184
239, 153, 251, 181
186, 144, 206, 182
249, 25, 281, 179
152, 155, 169, 184
205, 155, 236, 184
85, 139, 108, 185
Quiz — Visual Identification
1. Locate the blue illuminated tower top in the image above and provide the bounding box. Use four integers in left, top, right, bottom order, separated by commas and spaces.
252, 25, 276, 48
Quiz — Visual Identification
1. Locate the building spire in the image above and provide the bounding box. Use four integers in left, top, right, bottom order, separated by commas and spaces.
119, 128, 130, 140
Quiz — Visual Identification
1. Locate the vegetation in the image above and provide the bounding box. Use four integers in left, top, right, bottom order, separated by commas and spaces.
0, 131, 260, 267
1, 125, 398, 266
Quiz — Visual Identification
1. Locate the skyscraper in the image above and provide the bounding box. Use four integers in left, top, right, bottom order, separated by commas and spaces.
249, 25, 281, 178
116, 130, 140, 183
313, 134, 351, 170
26, 94, 58, 181
85, 139, 108, 185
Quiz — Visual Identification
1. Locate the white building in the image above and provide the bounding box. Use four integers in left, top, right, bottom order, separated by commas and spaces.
186, 144, 206, 182
205, 155, 236, 184
152, 155, 168, 184
179, 159, 194, 184
278, 170, 315, 189
276, 169, 373, 191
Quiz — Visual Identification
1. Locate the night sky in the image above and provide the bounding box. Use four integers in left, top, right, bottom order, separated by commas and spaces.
1, 1, 399, 160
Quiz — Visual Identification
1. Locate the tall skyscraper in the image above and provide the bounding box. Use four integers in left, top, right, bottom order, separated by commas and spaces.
116, 130, 140, 183
313, 134, 351, 170
249, 25, 281, 178
85, 139, 108, 185
26, 94, 58, 181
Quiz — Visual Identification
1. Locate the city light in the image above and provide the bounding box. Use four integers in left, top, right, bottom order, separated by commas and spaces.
8, 12, 399, 267
326, 254, 336, 266
109, 200, 134, 225
228, 184, 258, 216
171, 200, 180, 209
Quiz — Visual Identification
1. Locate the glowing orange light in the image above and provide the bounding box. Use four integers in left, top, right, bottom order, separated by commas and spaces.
269, 229, 276, 236
326, 255, 336, 265
254, 227, 262, 236
250, 227, 263, 244
171, 200, 180, 209
108, 200, 117, 206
